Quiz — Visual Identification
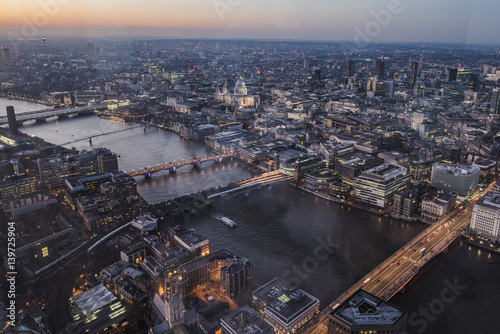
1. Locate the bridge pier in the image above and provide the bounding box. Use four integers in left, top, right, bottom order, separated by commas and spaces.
144, 172, 152, 179
216, 157, 223, 163
192, 161, 202, 169
35, 118, 47, 123
169, 167, 177, 174
58, 114, 69, 119
442, 246, 448, 254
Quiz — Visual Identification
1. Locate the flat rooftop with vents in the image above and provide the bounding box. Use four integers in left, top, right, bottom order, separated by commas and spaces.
329, 289, 407, 333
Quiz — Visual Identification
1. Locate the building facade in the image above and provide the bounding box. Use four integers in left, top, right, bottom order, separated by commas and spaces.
470, 192, 500, 242
252, 277, 319, 334
38, 148, 118, 188
430, 163, 479, 197
354, 162, 411, 208
393, 188, 419, 216
177, 249, 254, 300
421, 193, 457, 221
215, 78, 260, 108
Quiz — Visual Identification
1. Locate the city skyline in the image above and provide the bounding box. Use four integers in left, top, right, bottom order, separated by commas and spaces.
2, 0, 500, 45
3, 3, 500, 331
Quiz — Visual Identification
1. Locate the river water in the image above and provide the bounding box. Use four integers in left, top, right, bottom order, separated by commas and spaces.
5, 98, 500, 333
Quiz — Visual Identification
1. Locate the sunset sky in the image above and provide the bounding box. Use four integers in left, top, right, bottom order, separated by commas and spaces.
2, 0, 500, 44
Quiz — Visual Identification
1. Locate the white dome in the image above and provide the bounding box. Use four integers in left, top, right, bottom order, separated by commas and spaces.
234, 79, 248, 95
235, 79, 246, 89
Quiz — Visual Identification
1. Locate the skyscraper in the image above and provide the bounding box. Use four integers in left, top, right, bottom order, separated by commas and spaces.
446, 67, 458, 82
410, 62, 419, 87
303, 58, 309, 69
457, 67, 472, 82
375, 59, 385, 78
6, 106, 18, 135
491, 88, 500, 114
311, 69, 322, 87
0, 47, 10, 62
348, 60, 355, 77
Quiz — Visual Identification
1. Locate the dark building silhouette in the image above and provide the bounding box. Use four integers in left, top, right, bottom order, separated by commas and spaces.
491, 88, 500, 115
311, 69, 322, 87
6, 106, 18, 135
0, 47, 10, 62
348, 60, 355, 77
375, 59, 385, 78
446, 67, 458, 82
410, 62, 419, 87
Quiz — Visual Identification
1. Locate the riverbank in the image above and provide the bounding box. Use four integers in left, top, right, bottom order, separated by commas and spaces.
295, 185, 432, 225
462, 230, 500, 255
0, 93, 52, 106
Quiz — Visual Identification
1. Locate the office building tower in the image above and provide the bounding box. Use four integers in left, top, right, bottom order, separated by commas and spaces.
328, 289, 408, 334
446, 67, 458, 82
6, 106, 18, 135
470, 192, 500, 242
37, 148, 119, 188
491, 88, 500, 114
311, 69, 321, 87
430, 163, 479, 197
410, 62, 419, 87
0, 175, 39, 210
457, 67, 472, 84
347, 60, 355, 77
0, 47, 10, 62
354, 162, 411, 208
375, 59, 385, 78
253, 277, 319, 334
393, 187, 418, 216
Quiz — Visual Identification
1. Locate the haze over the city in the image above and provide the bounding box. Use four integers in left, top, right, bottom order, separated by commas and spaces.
2, 0, 500, 44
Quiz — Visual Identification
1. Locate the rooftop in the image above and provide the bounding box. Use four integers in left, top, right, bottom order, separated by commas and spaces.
253, 277, 319, 326
177, 228, 207, 245
221, 305, 274, 334
331, 289, 405, 327
72, 284, 117, 314
478, 192, 500, 209
358, 162, 407, 182
433, 163, 479, 176
179, 248, 252, 273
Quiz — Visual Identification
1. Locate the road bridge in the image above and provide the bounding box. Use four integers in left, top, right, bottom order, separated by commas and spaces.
305, 199, 477, 334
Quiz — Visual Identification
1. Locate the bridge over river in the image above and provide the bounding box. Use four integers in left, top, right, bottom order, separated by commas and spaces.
125, 152, 237, 178
306, 199, 477, 334
0, 104, 108, 124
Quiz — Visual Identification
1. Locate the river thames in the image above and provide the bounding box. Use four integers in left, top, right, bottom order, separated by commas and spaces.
4, 98, 500, 333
